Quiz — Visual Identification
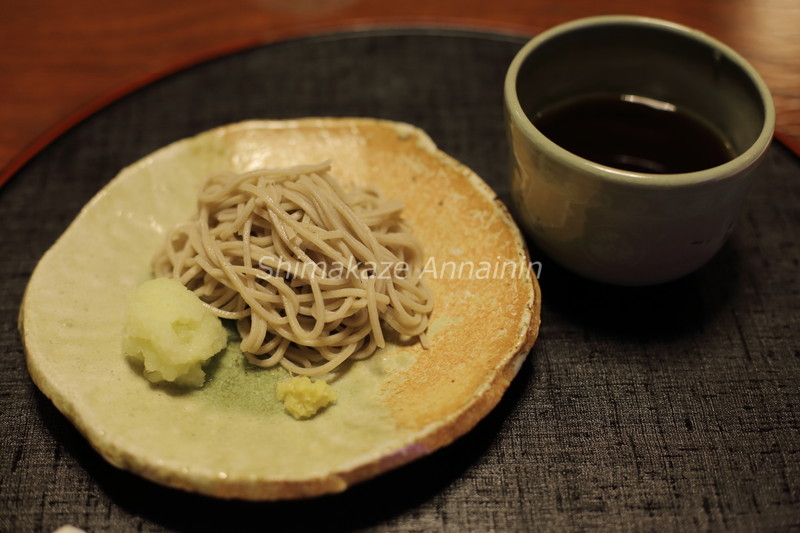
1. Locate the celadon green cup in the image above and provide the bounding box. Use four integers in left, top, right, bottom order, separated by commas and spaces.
505, 15, 775, 285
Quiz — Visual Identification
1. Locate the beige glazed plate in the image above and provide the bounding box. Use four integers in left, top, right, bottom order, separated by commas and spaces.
20, 118, 541, 500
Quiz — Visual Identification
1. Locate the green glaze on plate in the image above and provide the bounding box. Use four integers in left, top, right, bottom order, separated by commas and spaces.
21, 118, 541, 499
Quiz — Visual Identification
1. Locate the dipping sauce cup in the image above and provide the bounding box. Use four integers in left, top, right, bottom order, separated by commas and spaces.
505, 15, 775, 285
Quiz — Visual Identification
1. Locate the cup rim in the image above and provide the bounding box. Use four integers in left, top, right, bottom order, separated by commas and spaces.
504, 15, 776, 189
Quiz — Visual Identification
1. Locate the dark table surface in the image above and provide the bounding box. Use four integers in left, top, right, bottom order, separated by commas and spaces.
1, 29, 799, 532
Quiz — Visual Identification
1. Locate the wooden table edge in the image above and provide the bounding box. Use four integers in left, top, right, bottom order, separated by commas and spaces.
1, 18, 795, 188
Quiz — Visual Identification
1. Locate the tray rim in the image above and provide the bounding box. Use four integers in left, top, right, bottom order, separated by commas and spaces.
2, 24, 796, 189
0, 25, 537, 189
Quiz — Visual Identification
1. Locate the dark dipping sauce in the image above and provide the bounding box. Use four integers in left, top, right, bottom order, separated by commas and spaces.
532, 94, 736, 174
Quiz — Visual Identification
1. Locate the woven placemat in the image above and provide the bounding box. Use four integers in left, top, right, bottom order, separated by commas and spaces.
1, 28, 798, 532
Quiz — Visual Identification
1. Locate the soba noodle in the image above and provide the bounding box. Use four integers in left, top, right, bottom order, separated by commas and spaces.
152, 161, 433, 376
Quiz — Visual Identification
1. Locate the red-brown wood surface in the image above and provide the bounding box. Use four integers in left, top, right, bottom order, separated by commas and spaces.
2, 0, 799, 183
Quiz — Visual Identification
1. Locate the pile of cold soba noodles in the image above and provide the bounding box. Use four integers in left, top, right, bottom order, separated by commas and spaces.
153, 161, 432, 376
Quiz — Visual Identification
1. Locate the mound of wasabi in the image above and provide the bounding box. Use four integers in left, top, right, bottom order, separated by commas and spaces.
276, 377, 337, 419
